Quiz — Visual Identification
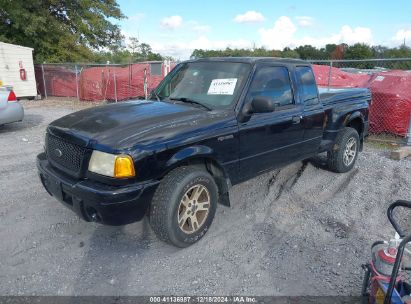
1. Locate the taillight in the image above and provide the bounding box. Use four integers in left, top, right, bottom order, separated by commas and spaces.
7, 91, 17, 102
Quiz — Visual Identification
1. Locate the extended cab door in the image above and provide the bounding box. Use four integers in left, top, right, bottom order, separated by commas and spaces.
294, 66, 325, 155
238, 65, 305, 179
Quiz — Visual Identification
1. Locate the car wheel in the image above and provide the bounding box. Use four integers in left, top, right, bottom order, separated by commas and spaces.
327, 127, 360, 173
149, 166, 218, 247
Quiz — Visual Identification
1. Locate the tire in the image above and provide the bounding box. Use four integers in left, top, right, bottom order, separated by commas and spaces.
149, 166, 218, 247
327, 127, 360, 173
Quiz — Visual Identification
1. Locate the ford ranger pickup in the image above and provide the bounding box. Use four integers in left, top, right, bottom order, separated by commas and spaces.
37, 57, 370, 247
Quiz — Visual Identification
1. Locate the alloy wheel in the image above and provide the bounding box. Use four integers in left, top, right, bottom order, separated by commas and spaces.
177, 184, 210, 234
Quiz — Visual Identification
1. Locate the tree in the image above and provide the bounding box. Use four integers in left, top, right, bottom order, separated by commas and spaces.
372, 45, 389, 58
343, 43, 374, 60
189, 43, 411, 69
324, 44, 337, 56
281, 47, 300, 58
384, 45, 411, 69
385, 45, 411, 58
0, 0, 125, 62
92, 39, 164, 64
343, 43, 374, 68
295, 45, 324, 60
330, 44, 345, 60
128, 37, 140, 55
139, 43, 152, 58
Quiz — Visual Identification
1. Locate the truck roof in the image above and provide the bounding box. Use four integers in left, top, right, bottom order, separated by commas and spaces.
187, 57, 308, 65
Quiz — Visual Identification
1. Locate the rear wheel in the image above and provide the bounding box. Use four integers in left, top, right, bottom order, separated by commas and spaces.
327, 127, 360, 173
149, 166, 218, 247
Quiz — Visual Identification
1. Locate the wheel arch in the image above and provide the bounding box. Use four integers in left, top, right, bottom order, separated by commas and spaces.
344, 112, 365, 151
163, 145, 232, 206
344, 112, 364, 137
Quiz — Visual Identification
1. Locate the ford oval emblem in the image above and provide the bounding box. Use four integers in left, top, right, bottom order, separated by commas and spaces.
54, 148, 63, 158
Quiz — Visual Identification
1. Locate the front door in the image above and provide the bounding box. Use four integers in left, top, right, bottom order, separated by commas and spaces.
238, 65, 305, 179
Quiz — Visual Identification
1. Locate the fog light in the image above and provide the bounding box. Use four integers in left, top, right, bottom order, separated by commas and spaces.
114, 155, 135, 178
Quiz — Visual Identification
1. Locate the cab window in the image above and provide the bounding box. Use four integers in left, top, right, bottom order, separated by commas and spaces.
247, 66, 293, 107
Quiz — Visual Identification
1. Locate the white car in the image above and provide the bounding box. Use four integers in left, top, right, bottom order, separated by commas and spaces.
0, 88, 24, 125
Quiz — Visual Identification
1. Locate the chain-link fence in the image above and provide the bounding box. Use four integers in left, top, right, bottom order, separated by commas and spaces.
309, 58, 411, 144
34, 61, 175, 102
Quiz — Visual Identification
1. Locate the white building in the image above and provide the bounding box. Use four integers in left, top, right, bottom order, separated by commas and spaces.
0, 42, 37, 98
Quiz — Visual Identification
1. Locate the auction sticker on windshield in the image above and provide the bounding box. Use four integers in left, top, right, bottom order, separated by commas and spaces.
208, 78, 238, 95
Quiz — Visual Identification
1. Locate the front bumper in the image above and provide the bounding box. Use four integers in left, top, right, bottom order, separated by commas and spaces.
37, 152, 159, 225
0, 102, 24, 125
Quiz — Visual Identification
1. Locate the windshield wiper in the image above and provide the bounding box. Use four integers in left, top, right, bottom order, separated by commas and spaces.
169, 97, 212, 111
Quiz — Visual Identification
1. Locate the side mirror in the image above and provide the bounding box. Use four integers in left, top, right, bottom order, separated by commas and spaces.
251, 96, 279, 113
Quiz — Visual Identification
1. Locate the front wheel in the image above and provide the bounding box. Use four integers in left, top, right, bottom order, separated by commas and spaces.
149, 166, 218, 247
327, 127, 360, 173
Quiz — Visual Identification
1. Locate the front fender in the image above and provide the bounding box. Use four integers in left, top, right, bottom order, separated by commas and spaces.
164, 145, 232, 206
166, 145, 215, 169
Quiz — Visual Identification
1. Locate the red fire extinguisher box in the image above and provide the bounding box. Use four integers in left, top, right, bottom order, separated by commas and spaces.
19, 68, 27, 81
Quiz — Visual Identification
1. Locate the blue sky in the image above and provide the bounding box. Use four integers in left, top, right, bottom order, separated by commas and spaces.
117, 0, 411, 59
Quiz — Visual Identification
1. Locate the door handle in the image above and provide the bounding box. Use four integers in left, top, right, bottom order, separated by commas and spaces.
292, 115, 302, 124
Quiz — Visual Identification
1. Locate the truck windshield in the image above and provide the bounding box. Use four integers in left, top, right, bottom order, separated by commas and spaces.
154, 61, 251, 110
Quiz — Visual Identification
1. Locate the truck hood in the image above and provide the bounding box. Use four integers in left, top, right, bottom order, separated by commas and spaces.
48, 100, 230, 151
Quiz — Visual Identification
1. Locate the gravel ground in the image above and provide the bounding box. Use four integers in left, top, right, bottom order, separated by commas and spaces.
0, 101, 410, 296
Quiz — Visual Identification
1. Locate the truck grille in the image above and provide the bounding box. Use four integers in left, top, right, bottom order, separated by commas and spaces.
46, 134, 86, 174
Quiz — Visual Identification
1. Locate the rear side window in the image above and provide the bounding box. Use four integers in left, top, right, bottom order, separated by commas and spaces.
247, 66, 293, 106
295, 66, 319, 105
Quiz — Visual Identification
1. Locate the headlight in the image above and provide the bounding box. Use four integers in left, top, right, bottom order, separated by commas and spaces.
88, 150, 135, 178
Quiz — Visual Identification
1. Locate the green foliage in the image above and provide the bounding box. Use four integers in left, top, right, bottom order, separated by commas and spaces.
342, 43, 375, 68
92, 37, 163, 64
0, 1, 164, 64
192, 46, 306, 59
192, 47, 282, 59
343, 43, 374, 59
0, 0, 125, 62
324, 44, 338, 56
384, 45, 411, 58
383, 46, 411, 69
190, 43, 411, 68
294, 45, 322, 59
281, 47, 300, 58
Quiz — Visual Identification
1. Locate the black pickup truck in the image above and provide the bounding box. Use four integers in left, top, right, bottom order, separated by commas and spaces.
37, 57, 370, 247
